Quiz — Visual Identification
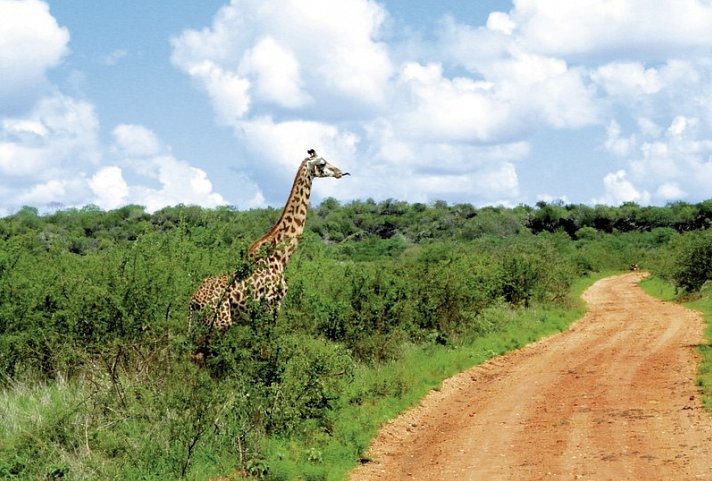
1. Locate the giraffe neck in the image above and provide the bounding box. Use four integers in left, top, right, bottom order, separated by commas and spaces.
248, 160, 313, 267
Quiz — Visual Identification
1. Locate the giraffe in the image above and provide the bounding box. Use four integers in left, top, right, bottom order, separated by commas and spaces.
188, 149, 349, 334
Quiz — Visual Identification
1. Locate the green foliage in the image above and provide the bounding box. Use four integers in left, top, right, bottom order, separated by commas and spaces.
282, 236, 577, 364
669, 229, 712, 292
0, 199, 706, 480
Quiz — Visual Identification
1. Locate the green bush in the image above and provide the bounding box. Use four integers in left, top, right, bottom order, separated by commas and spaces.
670, 230, 712, 292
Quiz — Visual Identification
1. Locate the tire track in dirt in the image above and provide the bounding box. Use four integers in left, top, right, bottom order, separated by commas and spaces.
348, 272, 712, 481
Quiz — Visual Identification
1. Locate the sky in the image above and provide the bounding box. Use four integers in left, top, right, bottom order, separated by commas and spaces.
3, 0, 712, 216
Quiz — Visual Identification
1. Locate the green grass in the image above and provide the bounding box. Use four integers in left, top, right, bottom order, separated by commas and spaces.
0, 361, 247, 481
641, 276, 712, 412
0, 378, 91, 480
639, 275, 677, 301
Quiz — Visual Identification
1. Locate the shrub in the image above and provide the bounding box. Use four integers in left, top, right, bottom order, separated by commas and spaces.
670, 230, 712, 292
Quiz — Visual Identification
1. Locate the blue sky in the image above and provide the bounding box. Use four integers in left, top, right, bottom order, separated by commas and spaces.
2, 0, 712, 215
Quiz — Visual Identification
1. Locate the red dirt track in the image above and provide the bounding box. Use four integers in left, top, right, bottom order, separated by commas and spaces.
348, 273, 712, 481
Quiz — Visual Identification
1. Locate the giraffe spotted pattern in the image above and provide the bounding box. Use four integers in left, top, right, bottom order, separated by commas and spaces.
189, 149, 348, 333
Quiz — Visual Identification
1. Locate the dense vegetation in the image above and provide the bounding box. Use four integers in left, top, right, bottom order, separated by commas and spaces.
1, 198, 711, 480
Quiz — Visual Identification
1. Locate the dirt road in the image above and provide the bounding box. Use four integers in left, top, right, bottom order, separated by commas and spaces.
348, 273, 712, 481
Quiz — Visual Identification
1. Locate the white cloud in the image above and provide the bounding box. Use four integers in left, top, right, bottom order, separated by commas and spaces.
171, 0, 393, 120
486, 11, 516, 35
667, 115, 691, 137
0, 0, 69, 112
89, 166, 129, 210
0, 100, 228, 213
592, 62, 663, 98
236, 116, 359, 201
604, 120, 636, 157
604, 115, 712, 204
183, 60, 251, 125
240, 37, 310, 108
637, 118, 662, 138
406, 164, 518, 202
16, 178, 67, 205
128, 156, 226, 212
510, 0, 712, 58
107, 124, 227, 212
258, 0, 392, 104
432, 2, 712, 205
317, 139, 527, 204
0, 93, 100, 180
591, 60, 705, 124
657, 182, 685, 201
596, 170, 648, 206
594, 58, 712, 203
11, 0, 712, 212
172, 0, 598, 206
434, 20, 601, 132
112, 124, 162, 157
394, 62, 510, 143
0, 2, 232, 214
537, 193, 570, 205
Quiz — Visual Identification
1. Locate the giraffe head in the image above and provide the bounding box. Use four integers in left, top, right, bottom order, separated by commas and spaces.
305, 149, 350, 179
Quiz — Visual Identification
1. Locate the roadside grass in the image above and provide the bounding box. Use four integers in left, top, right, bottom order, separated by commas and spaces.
0, 377, 96, 480
639, 275, 677, 301
640, 276, 712, 412
0, 360, 246, 481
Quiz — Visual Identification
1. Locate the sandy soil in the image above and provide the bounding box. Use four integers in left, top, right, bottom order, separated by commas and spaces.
348, 272, 712, 481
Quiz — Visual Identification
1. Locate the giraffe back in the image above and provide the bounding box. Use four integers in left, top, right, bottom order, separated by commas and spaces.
188, 260, 287, 332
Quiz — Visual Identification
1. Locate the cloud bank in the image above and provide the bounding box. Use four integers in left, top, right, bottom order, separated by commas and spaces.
5, 0, 712, 215
0, 0, 226, 215
170, 0, 712, 206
